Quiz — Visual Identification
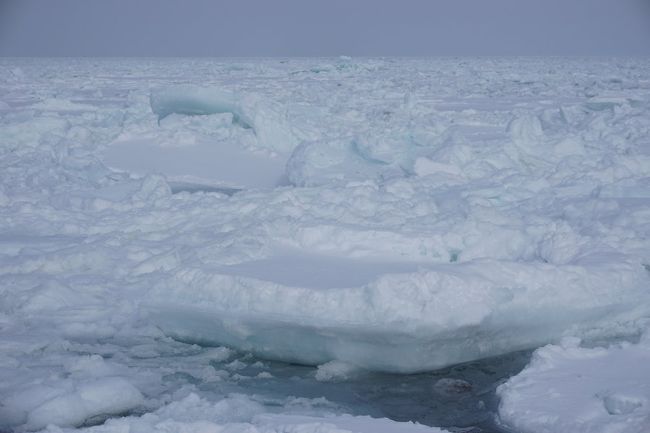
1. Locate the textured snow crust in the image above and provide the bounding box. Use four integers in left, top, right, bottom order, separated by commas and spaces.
1, 57, 650, 432
35, 392, 446, 433
497, 335, 650, 433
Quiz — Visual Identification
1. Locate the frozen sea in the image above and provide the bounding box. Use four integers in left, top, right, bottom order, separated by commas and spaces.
1, 57, 649, 433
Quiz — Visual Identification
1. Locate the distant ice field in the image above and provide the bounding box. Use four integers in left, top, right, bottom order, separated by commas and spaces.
1, 57, 649, 432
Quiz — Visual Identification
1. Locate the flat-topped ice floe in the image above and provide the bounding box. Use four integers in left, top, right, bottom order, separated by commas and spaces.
147, 254, 650, 373
103, 137, 287, 190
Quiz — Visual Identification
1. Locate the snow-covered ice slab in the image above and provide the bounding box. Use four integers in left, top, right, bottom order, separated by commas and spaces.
149, 256, 650, 372
497, 336, 650, 433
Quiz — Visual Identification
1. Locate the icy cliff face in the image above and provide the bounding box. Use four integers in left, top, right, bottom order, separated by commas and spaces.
0, 57, 649, 431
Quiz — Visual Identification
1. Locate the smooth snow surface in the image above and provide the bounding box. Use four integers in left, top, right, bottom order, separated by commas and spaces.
1, 57, 650, 432
214, 249, 428, 289
104, 137, 287, 190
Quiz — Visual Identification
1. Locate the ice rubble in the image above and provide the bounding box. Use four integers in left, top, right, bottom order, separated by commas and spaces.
36, 393, 446, 433
7, 377, 143, 431
0, 350, 148, 431
150, 86, 300, 152
143, 80, 650, 372
497, 336, 650, 433
1, 57, 650, 432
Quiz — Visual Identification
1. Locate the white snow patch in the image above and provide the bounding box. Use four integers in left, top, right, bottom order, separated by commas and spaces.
103, 137, 287, 190
497, 336, 650, 433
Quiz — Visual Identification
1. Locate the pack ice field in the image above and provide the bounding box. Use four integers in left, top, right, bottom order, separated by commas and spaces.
0, 57, 649, 433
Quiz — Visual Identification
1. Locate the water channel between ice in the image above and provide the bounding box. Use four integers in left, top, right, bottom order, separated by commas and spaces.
131, 336, 533, 433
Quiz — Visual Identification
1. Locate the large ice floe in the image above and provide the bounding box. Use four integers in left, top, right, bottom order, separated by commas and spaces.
1, 57, 649, 432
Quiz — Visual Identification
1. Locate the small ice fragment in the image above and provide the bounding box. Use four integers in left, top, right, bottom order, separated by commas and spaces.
315, 361, 361, 382
433, 378, 473, 397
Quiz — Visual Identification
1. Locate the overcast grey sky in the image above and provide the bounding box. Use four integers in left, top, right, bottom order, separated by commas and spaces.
1, 0, 649, 56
